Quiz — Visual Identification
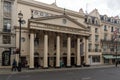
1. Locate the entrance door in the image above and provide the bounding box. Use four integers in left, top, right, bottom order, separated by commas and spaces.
81, 56, 84, 65
71, 57, 75, 66
2, 51, 11, 66
62, 57, 67, 67
34, 57, 39, 68
53, 57, 56, 67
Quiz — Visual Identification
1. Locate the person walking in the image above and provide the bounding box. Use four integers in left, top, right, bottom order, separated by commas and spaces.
17, 61, 22, 72
11, 59, 17, 71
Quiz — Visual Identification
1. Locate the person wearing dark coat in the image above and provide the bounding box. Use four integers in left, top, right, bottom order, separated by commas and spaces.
11, 59, 17, 71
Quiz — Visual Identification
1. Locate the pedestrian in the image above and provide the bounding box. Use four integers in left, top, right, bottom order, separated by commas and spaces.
17, 61, 22, 72
11, 59, 17, 71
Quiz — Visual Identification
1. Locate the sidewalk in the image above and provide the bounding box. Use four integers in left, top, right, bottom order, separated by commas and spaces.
0, 65, 116, 74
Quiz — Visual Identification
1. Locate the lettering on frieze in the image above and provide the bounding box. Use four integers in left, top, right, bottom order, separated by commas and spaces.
31, 9, 55, 18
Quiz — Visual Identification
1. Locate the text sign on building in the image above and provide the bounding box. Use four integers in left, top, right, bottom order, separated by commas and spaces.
31, 9, 54, 18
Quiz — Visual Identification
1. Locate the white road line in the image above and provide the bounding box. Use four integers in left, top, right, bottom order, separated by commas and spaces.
81, 77, 92, 80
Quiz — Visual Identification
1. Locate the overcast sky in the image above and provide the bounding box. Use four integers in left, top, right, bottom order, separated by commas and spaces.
35, 0, 120, 17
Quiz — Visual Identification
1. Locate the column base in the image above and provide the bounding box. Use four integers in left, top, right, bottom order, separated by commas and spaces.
43, 67, 49, 69
29, 68, 35, 70
66, 66, 72, 68
76, 65, 82, 67
55, 66, 61, 68
83, 64, 90, 67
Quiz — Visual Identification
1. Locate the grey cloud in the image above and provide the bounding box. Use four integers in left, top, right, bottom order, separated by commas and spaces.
106, 0, 120, 10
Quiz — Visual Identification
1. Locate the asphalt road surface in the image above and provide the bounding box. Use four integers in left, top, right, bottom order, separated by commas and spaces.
0, 67, 120, 80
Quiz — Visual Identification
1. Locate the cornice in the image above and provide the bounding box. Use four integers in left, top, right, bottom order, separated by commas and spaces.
14, 26, 29, 30
101, 21, 120, 26
29, 21, 90, 36
17, 0, 85, 18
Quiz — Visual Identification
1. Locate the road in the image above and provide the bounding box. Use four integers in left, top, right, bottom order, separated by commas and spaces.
0, 67, 120, 80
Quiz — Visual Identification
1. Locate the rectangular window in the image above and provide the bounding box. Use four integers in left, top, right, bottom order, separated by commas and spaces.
88, 43, 92, 52
34, 38, 39, 47
95, 35, 99, 42
95, 28, 98, 33
3, 18, 11, 32
111, 27, 114, 32
3, 35, 11, 44
104, 25, 107, 31
63, 38, 67, 47
95, 44, 99, 52
103, 44, 107, 52
92, 56, 100, 62
71, 38, 75, 48
4, 1, 11, 18
104, 34, 107, 40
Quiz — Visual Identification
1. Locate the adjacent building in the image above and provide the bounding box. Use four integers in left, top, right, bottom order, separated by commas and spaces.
0, 0, 120, 68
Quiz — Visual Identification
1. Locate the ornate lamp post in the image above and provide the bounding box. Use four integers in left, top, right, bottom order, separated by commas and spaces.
18, 11, 26, 71
18, 11, 23, 62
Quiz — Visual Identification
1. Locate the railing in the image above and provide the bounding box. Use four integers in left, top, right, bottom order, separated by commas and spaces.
3, 29, 11, 32
88, 49, 101, 52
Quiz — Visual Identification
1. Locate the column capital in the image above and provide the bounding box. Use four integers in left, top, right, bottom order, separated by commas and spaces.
55, 32, 61, 36
43, 31, 48, 35
85, 36, 89, 39
66, 34, 71, 37
30, 30, 35, 34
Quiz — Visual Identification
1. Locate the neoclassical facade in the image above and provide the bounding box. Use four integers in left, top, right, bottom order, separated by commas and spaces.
15, 0, 90, 68
0, 0, 120, 68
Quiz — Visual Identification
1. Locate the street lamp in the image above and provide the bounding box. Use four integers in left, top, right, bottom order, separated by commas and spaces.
18, 11, 26, 71
18, 11, 23, 62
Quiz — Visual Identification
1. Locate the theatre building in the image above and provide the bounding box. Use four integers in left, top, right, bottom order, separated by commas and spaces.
16, 0, 90, 68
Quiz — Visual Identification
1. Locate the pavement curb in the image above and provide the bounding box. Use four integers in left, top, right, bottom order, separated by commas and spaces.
0, 65, 116, 74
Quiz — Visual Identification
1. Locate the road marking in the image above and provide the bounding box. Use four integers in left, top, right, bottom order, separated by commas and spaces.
20, 75, 30, 78
81, 77, 91, 80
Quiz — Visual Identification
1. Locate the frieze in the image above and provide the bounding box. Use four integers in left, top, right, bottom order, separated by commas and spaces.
31, 9, 54, 18
30, 23, 88, 35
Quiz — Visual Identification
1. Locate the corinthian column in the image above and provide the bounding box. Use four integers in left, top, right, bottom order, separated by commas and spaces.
29, 32, 34, 69
76, 37, 81, 66
67, 36, 71, 67
43, 33, 48, 68
56, 35, 60, 68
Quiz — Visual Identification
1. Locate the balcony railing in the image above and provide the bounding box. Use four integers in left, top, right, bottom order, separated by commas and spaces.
3, 29, 11, 32
88, 49, 101, 52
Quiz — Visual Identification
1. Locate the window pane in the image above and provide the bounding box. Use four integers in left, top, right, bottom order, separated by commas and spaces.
4, 1, 11, 18
3, 35, 11, 44
92, 56, 100, 62
3, 19, 11, 32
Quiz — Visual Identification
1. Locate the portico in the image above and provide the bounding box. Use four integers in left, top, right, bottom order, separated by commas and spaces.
28, 15, 89, 68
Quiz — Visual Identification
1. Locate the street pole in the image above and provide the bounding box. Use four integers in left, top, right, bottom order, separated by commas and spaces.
115, 40, 118, 67
19, 18, 21, 62
114, 29, 118, 67
18, 11, 23, 72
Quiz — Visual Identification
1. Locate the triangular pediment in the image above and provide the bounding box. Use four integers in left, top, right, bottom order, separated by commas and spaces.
29, 15, 87, 30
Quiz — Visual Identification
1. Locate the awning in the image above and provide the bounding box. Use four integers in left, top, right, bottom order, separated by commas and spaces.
103, 55, 120, 59
103, 55, 114, 59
